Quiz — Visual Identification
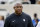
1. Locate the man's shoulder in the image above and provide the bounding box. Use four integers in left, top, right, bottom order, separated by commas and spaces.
6, 13, 15, 20
23, 12, 32, 21
22, 12, 31, 17
36, 21, 40, 27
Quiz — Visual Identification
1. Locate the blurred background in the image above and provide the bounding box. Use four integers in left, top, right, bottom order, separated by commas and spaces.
0, 0, 40, 4
0, 0, 40, 19
0, 0, 40, 27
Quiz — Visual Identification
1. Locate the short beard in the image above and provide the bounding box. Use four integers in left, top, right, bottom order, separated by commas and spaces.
15, 12, 22, 15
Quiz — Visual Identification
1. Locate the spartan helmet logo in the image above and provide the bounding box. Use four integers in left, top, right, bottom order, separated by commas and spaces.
12, 20, 15, 22
23, 19, 25, 22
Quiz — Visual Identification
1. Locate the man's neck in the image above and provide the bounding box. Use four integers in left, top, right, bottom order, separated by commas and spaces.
15, 12, 22, 15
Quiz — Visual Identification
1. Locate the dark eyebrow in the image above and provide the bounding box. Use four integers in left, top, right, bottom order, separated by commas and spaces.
16, 6, 22, 7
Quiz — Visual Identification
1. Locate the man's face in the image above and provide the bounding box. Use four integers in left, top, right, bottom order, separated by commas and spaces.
0, 16, 2, 20
14, 3, 23, 14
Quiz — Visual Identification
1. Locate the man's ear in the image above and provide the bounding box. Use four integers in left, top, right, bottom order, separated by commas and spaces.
13, 7, 15, 9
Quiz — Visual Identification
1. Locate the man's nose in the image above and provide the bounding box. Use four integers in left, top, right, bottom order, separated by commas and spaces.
18, 8, 21, 9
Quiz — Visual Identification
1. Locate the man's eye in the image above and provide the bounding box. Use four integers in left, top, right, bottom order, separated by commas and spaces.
16, 6, 22, 8
16, 7, 19, 8
20, 6, 22, 8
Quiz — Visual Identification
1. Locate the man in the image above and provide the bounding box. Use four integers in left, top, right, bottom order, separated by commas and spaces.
22, 0, 31, 4
35, 19, 39, 27
0, 0, 6, 4
4, 3, 34, 27
36, 0, 40, 4
30, 0, 36, 4
32, 13, 40, 27
0, 16, 4, 27
36, 21, 40, 27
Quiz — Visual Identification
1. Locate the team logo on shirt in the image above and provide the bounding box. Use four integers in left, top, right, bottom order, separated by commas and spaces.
12, 20, 15, 22
23, 19, 25, 22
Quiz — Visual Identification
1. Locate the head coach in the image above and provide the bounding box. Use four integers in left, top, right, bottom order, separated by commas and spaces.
4, 3, 34, 27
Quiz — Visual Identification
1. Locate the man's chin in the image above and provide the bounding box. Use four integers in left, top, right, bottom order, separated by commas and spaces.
17, 12, 22, 14
18, 12, 22, 13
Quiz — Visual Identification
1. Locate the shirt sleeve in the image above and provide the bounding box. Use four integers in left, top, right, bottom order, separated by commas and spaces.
27, 16, 34, 27
4, 17, 10, 27
36, 21, 40, 27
